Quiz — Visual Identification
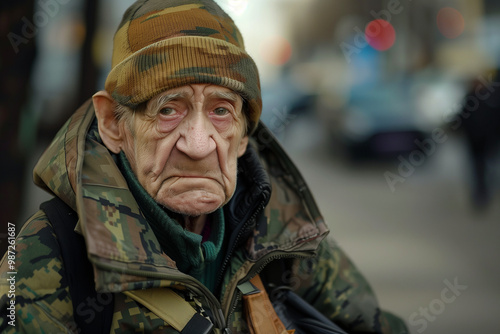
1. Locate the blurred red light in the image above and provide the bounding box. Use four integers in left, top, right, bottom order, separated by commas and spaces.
365, 19, 396, 51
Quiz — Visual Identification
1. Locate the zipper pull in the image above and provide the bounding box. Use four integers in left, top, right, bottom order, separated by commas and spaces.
237, 280, 260, 295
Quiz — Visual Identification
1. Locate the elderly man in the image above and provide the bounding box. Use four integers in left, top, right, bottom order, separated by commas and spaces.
0, 1, 408, 333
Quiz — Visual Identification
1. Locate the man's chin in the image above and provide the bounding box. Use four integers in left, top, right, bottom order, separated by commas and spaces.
157, 193, 225, 217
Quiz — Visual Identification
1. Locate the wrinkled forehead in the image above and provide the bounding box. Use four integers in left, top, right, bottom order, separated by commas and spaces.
146, 85, 244, 109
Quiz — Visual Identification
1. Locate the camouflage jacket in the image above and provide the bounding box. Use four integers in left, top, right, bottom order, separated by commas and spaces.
0, 101, 408, 333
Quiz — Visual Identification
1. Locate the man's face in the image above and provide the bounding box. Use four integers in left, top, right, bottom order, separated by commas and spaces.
120, 84, 248, 216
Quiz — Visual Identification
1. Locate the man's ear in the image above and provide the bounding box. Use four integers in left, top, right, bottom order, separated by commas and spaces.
237, 136, 249, 157
93, 91, 123, 154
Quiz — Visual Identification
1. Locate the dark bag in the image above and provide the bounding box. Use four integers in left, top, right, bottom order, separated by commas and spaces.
258, 259, 348, 334
270, 286, 348, 334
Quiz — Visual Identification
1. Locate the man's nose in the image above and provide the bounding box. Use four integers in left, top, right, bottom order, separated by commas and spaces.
176, 114, 217, 160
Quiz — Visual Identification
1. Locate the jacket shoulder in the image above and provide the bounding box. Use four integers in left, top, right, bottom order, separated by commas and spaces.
0, 210, 74, 332
291, 237, 409, 333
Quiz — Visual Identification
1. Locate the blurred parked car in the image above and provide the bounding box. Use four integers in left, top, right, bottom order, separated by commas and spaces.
260, 71, 317, 138
325, 78, 428, 160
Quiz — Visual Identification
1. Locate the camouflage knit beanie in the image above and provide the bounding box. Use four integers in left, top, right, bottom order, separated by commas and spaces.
105, 0, 262, 133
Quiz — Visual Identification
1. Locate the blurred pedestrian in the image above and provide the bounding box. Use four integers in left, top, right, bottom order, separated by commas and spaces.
460, 69, 500, 210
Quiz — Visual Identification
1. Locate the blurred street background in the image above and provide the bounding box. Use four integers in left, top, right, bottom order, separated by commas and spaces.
1, 0, 500, 333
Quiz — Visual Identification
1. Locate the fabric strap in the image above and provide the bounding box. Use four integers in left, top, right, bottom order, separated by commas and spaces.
124, 288, 213, 334
241, 275, 295, 334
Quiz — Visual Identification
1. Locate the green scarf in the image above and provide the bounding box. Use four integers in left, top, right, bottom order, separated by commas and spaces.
118, 152, 225, 289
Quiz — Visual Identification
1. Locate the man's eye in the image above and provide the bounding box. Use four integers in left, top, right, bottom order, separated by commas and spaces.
213, 107, 229, 116
159, 107, 175, 116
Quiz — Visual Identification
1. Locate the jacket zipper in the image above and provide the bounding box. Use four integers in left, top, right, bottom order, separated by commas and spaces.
216, 202, 265, 289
